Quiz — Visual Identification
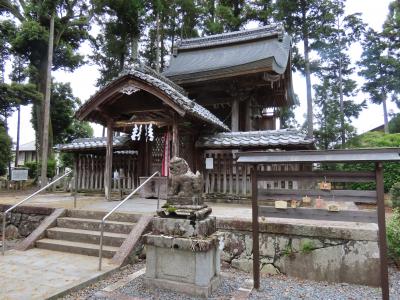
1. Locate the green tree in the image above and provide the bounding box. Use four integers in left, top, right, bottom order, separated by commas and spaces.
358, 29, 400, 133
31, 82, 92, 145
274, 0, 340, 139
0, 121, 12, 176
313, 2, 365, 148
91, 0, 144, 86
200, 0, 250, 35
1, 0, 92, 157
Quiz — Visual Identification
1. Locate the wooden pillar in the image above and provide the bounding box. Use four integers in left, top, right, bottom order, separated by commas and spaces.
375, 162, 389, 300
231, 98, 239, 131
104, 121, 113, 201
172, 114, 179, 157
251, 167, 260, 289
73, 153, 78, 208
245, 97, 253, 131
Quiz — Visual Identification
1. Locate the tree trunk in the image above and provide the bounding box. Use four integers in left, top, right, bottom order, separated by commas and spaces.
155, 11, 161, 72
40, 15, 55, 188
301, 4, 313, 139
383, 96, 389, 134
337, 22, 345, 147
14, 105, 21, 167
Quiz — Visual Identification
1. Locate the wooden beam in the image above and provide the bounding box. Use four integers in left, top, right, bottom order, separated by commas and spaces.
375, 162, 389, 300
104, 121, 113, 201
259, 206, 378, 223
257, 171, 376, 183
113, 120, 168, 128
172, 113, 179, 157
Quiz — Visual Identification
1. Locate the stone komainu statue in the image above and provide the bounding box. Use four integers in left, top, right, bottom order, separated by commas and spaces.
168, 157, 203, 198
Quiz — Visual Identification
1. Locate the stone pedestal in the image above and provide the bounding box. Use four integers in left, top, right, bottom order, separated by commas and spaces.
144, 216, 221, 298
144, 157, 221, 297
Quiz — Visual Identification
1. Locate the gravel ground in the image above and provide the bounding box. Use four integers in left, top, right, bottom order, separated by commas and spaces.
249, 267, 400, 300
60, 261, 145, 300
62, 262, 400, 300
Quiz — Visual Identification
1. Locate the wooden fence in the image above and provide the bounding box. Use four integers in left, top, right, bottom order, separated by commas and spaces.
75, 153, 138, 191
204, 150, 301, 195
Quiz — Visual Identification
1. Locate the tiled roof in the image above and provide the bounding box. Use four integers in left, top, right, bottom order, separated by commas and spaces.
76, 61, 229, 132
163, 24, 291, 79
195, 129, 314, 149
55, 136, 130, 151
175, 24, 285, 51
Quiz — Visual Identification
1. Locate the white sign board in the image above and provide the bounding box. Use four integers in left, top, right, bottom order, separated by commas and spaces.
11, 169, 28, 181
205, 157, 214, 170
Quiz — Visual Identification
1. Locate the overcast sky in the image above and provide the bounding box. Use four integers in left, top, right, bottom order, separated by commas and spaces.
7, 0, 396, 146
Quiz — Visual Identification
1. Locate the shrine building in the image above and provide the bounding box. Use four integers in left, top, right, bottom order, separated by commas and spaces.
56, 24, 314, 200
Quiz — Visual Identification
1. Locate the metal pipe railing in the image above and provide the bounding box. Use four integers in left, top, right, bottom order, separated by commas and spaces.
2, 170, 72, 255
98, 171, 160, 270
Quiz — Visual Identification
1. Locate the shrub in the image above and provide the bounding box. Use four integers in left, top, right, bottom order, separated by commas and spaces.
341, 131, 400, 192
24, 158, 56, 179
390, 182, 400, 209
387, 208, 400, 263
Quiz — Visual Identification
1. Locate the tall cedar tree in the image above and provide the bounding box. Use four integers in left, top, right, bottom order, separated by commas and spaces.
274, 0, 340, 138
358, 29, 400, 133
0, 0, 91, 157
313, 1, 365, 147
200, 0, 250, 35
91, 0, 144, 86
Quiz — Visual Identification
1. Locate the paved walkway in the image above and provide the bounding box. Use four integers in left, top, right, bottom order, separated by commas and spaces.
0, 248, 116, 300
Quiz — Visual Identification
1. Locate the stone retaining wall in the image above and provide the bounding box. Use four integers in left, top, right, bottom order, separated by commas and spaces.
0, 205, 53, 240
216, 218, 380, 286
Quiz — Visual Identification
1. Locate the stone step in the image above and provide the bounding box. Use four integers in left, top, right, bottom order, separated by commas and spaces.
57, 217, 135, 234
67, 209, 141, 223
36, 238, 119, 258
46, 227, 128, 247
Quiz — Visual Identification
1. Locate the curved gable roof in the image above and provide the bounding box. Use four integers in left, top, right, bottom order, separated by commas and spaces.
76, 62, 229, 132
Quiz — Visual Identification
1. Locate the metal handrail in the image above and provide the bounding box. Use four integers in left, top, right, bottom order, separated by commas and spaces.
98, 171, 160, 270
2, 170, 72, 255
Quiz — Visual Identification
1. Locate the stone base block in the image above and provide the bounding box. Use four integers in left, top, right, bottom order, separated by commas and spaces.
144, 234, 221, 298
144, 275, 220, 298
151, 216, 216, 237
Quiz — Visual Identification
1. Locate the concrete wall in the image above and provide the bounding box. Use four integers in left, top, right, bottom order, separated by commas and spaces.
216, 218, 380, 286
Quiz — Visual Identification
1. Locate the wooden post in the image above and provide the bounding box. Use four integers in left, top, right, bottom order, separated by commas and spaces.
245, 97, 252, 131
73, 153, 78, 208
375, 162, 389, 300
231, 98, 239, 131
104, 121, 113, 201
251, 167, 260, 289
14, 105, 21, 167
172, 114, 179, 157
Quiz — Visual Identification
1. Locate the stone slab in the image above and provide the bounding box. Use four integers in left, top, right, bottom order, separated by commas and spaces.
0, 248, 116, 300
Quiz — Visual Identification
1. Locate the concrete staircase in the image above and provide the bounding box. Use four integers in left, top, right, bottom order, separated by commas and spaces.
35, 210, 138, 259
